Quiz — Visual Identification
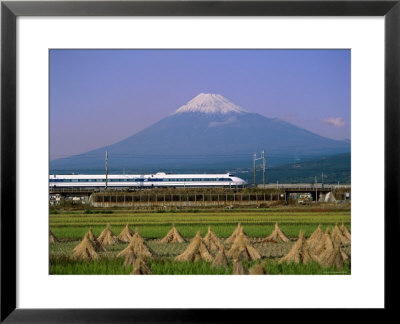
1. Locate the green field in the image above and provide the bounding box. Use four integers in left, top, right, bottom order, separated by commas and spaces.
50, 256, 350, 275
49, 205, 351, 275
50, 207, 350, 239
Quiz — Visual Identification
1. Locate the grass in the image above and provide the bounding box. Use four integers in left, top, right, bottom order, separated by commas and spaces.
50, 208, 350, 239
49, 255, 350, 275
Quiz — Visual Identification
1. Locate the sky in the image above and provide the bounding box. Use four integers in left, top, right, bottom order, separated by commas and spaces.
50, 49, 350, 159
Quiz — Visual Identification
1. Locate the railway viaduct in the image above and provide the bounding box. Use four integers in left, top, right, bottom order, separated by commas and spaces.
49, 184, 351, 207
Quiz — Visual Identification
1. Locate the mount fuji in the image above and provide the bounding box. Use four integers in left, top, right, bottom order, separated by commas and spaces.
50, 93, 350, 173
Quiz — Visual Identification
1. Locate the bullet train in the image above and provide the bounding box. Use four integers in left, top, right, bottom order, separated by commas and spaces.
49, 172, 247, 188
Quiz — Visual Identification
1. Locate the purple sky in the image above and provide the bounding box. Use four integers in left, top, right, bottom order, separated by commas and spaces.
50, 49, 350, 159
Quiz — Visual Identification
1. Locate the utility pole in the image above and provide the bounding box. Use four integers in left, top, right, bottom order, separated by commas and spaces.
105, 151, 108, 189
253, 151, 266, 188
315, 176, 317, 203
261, 150, 266, 187
321, 172, 324, 188
253, 153, 257, 187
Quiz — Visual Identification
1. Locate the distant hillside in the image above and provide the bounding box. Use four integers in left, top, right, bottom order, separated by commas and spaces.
259, 153, 351, 184
51, 93, 350, 173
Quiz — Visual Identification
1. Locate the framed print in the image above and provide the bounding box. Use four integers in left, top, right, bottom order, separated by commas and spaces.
1, 0, 399, 322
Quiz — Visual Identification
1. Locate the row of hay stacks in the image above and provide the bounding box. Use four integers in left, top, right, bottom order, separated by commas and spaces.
50, 223, 134, 245
173, 226, 264, 275
279, 223, 351, 269
174, 224, 262, 264
70, 225, 154, 274
65, 222, 350, 273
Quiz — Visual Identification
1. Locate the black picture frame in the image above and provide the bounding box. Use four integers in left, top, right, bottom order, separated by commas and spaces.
1, 0, 399, 322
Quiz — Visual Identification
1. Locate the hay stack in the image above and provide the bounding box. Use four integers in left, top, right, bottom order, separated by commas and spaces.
249, 262, 267, 275
98, 224, 120, 245
49, 230, 59, 243
131, 256, 152, 275
225, 223, 247, 244
340, 247, 350, 262
226, 233, 261, 261
279, 231, 317, 265
87, 227, 106, 252
331, 224, 351, 246
117, 224, 134, 243
212, 246, 229, 269
71, 233, 99, 260
123, 249, 137, 267
340, 223, 351, 241
203, 226, 223, 252
262, 222, 290, 243
117, 230, 155, 259
306, 225, 324, 250
160, 224, 186, 243
312, 228, 334, 255
232, 259, 248, 275
175, 231, 213, 262
318, 245, 348, 268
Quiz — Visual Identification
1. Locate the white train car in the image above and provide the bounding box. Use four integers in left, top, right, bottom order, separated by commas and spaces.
49, 172, 247, 188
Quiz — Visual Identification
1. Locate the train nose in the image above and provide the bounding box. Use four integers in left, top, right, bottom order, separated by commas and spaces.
233, 177, 247, 185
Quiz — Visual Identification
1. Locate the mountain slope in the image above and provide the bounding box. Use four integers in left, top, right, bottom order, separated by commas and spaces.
264, 153, 351, 184
51, 93, 350, 172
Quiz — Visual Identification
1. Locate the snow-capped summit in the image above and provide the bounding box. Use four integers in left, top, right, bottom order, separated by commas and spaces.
173, 93, 248, 115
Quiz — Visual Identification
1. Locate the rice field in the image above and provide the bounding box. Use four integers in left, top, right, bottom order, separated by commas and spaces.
50, 207, 350, 239
49, 205, 351, 275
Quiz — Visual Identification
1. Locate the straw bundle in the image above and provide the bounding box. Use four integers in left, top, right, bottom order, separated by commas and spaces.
123, 249, 137, 267
331, 224, 351, 246
340, 223, 351, 241
249, 262, 267, 275
279, 231, 317, 265
312, 228, 334, 255
203, 226, 224, 252
131, 256, 152, 275
117, 230, 155, 259
71, 233, 99, 260
160, 224, 186, 243
98, 224, 120, 245
262, 223, 290, 243
226, 233, 261, 261
232, 259, 248, 275
306, 225, 324, 251
88, 227, 106, 252
225, 223, 247, 244
117, 224, 134, 243
340, 248, 350, 262
49, 230, 59, 243
212, 246, 229, 269
175, 231, 213, 263
318, 245, 348, 268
